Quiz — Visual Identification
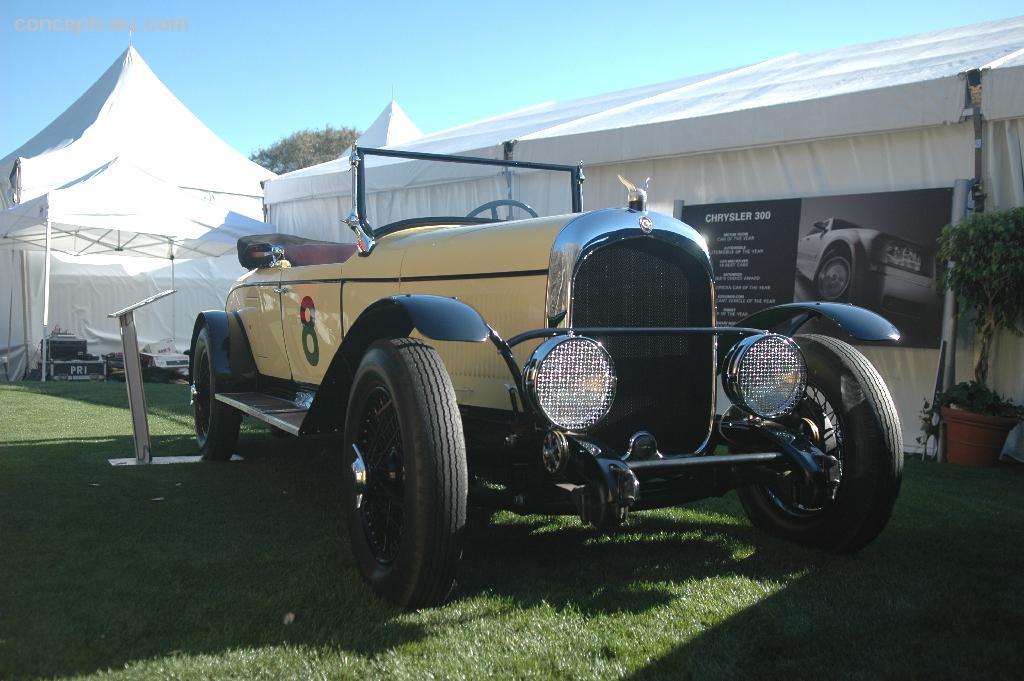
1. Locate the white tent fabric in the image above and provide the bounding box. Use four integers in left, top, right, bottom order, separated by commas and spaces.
263, 16, 1024, 451
0, 157, 269, 258
0, 250, 244, 381
356, 100, 423, 149
0, 46, 273, 217
266, 17, 1024, 213
0, 47, 275, 381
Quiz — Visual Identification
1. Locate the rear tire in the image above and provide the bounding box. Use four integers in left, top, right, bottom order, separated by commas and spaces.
343, 338, 468, 609
191, 325, 241, 461
737, 334, 902, 553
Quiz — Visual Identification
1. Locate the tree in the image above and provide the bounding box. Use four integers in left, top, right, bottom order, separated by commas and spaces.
937, 207, 1024, 386
250, 125, 360, 175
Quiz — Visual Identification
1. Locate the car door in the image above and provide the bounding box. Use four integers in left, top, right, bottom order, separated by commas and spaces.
239, 268, 291, 380
279, 264, 345, 386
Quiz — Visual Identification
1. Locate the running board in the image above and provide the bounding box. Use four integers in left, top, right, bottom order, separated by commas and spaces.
215, 392, 306, 436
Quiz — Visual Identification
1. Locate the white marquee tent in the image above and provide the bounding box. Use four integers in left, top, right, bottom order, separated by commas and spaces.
1, 46, 272, 216
264, 16, 1024, 449
355, 100, 423, 149
0, 157, 267, 258
0, 47, 275, 380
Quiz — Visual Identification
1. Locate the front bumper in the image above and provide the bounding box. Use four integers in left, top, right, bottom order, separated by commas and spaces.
559, 414, 839, 514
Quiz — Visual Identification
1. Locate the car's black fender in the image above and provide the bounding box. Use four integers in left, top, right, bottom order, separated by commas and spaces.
302, 294, 491, 435
719, 302, 900, 366
188, 310, 258, 392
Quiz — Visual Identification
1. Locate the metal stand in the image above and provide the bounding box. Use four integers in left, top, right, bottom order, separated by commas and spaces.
107, 290, 175, 465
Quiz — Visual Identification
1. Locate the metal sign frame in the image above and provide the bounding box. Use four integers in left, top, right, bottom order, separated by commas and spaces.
107, 289, 175, 464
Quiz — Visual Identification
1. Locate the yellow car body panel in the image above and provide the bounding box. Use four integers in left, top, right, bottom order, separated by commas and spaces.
230, 268, 290, 380
227, 215, 571, 401
278, 263, 345, 386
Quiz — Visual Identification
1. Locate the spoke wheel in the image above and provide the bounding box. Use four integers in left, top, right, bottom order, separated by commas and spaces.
766, 384, 844, 516
190, 325, 240, 460
343, 338, 468, 609
193, 347, 212, 443
736, 334, 903, 553
355, 386, 405, 564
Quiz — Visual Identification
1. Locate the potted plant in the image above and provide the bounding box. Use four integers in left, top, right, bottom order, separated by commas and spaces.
920, 382, 1022, 465
931, 207, 1024, 465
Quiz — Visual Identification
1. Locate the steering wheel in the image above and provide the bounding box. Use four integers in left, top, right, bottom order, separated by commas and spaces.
466, 199, 538, 221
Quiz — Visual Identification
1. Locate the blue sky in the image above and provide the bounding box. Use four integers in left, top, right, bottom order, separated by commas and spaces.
2, 1, 1021, 158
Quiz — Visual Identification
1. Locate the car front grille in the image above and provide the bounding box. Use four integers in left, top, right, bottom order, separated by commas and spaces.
571, 238, 714, 453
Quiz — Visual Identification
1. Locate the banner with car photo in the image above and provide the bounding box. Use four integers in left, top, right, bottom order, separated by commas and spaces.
680, 188, 953, 348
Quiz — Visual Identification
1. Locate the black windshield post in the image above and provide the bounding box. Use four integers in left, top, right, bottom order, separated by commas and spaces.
351, 146, 584, 238
355, 146, 368, 233
571, 163, 584, 213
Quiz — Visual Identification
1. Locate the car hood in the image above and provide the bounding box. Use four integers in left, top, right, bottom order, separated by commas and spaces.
347, 214, 575, 279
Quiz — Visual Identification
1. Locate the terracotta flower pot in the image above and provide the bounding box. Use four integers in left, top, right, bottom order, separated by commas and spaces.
941, 407, 1019, 467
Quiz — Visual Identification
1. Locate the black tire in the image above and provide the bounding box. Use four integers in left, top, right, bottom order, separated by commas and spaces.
342, 338, 468, 609
191, 325, 241, 461
736, 334, 903, 553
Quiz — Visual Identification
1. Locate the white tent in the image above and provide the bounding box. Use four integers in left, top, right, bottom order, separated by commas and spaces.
0, 156, 271, 374
1, 46, 273, 218
264, 16, 1024, 450
266, 17, 1024, 231
0, 157, 268, 258
356, 100, 423, 149
0, 47, 275, 380
2, 250, 245, 381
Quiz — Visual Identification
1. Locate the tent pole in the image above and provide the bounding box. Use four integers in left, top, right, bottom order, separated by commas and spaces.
41, 218, 52, 382
20, 251, 30, 380
5, 250, 15, 381
170, 252, 175, 347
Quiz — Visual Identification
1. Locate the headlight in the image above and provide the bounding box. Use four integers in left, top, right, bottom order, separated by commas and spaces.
723, 334, 806, 419
523, 336, 616, 431
883, 239, 922, 272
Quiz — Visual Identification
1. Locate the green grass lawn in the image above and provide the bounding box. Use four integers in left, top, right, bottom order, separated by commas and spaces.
1, 382, 1023, 681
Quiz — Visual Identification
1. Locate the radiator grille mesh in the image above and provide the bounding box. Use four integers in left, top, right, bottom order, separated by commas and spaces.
571, 239, 714, 452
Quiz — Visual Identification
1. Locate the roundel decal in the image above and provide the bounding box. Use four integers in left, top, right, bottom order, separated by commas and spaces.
299, 295, 319, 366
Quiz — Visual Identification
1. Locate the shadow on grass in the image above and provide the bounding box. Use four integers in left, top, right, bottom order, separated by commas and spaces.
455, 464, 1024, 679
1, 431, 424, 681
615, 469, 1024, 681
7, 401, 1024, 681
4, 420, 814, 680
458, 512, 811, 616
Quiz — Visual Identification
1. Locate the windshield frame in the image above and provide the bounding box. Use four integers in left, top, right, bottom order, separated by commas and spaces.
349, 146, 585, 239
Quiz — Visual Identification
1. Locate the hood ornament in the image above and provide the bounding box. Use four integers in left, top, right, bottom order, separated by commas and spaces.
618, 174, 650, 212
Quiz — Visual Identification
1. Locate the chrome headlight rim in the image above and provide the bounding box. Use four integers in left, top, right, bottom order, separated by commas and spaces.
523, 335, 617, 432
723, 333, 807, 419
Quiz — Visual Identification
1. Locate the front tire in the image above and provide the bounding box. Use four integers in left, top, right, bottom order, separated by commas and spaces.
343, 338, 468, 609
737, 334, 903, 553
191, 325, 241, 461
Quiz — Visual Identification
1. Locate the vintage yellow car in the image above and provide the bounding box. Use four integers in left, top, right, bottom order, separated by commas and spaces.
189, 147, 904, 608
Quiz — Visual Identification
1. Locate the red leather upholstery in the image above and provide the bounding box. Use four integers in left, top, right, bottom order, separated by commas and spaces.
285, 243, 359, 267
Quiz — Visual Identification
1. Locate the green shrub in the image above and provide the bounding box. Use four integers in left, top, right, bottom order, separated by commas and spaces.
937, 207, 1024, 385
